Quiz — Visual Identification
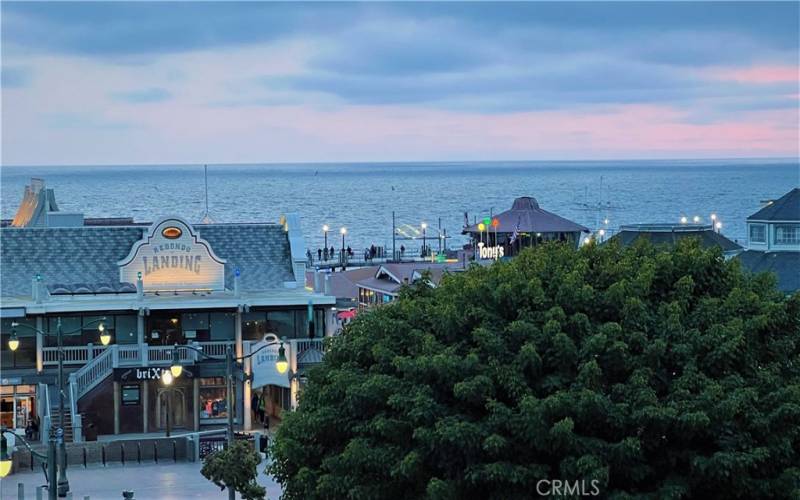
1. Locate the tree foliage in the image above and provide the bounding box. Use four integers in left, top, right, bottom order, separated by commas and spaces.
269, 240, 800, 499
202, 439, 266, 500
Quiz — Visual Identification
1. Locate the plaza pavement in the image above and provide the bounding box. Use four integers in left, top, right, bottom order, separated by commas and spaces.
0, 461, 283, 500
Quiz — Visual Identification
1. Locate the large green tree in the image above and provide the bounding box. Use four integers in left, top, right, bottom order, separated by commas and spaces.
269, 241, 800, 499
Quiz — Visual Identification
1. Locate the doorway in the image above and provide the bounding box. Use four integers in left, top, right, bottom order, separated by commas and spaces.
156, 388, 186, 430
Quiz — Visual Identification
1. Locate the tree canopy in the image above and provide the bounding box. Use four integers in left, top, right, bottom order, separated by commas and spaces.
202, 439, 266, 500
269, 240, 800, 499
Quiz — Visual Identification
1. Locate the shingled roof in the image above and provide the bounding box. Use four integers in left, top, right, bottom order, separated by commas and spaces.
0, 223, 295, 298
609, 224, 742, 253
463, 197, 589, 234
747, 188, 800, 222
736, 250, 800, 293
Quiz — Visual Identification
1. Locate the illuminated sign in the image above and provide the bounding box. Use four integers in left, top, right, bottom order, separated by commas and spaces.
477, 242, 504, 260
251, 337, 290, 389
118, 217, 226, 291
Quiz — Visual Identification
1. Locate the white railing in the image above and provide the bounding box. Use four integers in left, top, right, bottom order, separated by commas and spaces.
294, 339, 326, 356
118, 345, 142, 366
147, 344, 196, 364
71, 345, 115, 400
199, 341, 236, 358
43, 346, 94, 365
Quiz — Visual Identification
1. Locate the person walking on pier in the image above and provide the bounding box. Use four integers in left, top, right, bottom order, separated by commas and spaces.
329, 245, 335, 261
317, 248, 322, 261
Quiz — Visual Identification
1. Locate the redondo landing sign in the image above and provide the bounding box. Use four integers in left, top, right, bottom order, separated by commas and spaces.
118, 217, 226, 292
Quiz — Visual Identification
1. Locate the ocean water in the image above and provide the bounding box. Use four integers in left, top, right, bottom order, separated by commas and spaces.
1, 160, 798, 252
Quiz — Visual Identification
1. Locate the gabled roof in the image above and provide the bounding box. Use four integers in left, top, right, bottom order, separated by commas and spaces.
747, 188, 800, 222
1, 223, 295, 298
357, 262, 465, 295
463, 196, 589, 234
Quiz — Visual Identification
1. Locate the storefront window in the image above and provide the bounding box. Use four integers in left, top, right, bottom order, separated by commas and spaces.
1, 318, 36, 368
115, 315, 138, 344
0, 385, 37, 431
199, 377, 233, 419
242, 312, 267, 341
210, 312, 235, 341
182, 312, 210, 342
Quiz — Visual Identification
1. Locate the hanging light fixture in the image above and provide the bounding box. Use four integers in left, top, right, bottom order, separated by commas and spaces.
170, 346, 183, 378
275, 343, 289, 374
7, 330, 19, 352
99, 322, 111, 346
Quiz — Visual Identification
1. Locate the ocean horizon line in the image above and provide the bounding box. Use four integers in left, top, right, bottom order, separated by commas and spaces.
1, 156, 797, 170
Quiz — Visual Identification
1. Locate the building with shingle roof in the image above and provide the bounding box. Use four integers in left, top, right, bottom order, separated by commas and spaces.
462, 196, 589, 258
607, 223, 742, 257
737, 187, 799, 293
0, 178, 334, 440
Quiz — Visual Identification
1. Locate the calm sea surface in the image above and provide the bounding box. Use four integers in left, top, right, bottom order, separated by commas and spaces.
2, 160, 798, 252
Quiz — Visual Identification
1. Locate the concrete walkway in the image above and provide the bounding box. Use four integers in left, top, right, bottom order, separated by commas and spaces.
0, 460, 282, 500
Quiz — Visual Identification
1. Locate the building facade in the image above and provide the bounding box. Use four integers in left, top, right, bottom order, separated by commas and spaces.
1, 180, 334, 441
737, 188, 800, 293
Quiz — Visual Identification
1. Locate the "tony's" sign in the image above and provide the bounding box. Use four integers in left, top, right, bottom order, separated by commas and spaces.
118, 217, 226, 291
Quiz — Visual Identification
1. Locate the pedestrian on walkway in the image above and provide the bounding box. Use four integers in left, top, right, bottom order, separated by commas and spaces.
317, 248, 322, 261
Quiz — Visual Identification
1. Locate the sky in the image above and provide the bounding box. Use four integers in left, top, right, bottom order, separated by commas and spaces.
1, 1, 798, 166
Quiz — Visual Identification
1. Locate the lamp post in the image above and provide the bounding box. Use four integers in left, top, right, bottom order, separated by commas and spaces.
322, 225, 329, 260
165, 340, 289, 500
1, 427, 58, 500
10, 317, 106, 498
340, 227, 347, 264
421, 222, 427, 258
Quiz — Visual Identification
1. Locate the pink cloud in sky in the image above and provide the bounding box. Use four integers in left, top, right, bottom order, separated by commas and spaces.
709, 64, 798, 84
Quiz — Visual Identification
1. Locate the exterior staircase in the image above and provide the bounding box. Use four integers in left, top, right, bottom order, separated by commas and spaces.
48, 387, 75, 443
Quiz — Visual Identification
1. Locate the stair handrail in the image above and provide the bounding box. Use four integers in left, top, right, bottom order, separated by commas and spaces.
71, 344, 117, 401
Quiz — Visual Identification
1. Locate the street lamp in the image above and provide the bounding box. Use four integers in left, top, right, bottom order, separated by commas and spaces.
421, 222, 427, 258
10, 316, 106, 498
166, 339, 290, 500
715, 221, 723, 233
322, 225, 329, 259
680, 216, 688, 224
170, 347, 183, 378
693, 215, 700, 223
340, 227, 347, 263
1, 427, 58, 500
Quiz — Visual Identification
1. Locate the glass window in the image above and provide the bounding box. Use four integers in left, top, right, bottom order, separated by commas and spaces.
749, 224, 766, 243
266, 311, 295, 339
198, 377, 234, 419
116, 315, 138, 345
774, 224, 799, 245
210, 312, 235, 341
1, 318, 36, 368
47, 316, 82, 347
182, 313, 209, 342
242, 312, 267, 341
147, 312, 183, 346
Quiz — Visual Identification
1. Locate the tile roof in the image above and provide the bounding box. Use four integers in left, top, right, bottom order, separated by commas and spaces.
736, 250, 800, 293
463, 196, 589, 234
747, 188, 800, 222
1, 223, 295, 298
